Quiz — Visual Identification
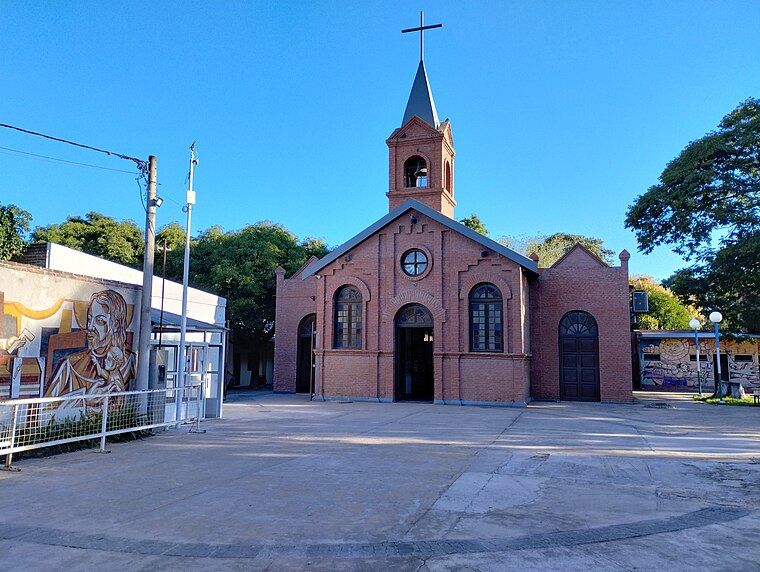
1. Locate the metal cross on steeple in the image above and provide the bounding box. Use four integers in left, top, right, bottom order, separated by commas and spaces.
401, 11, 442, 62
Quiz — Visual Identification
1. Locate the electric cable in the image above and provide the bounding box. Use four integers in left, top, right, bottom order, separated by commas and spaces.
0, 123, 147, 173
0, 145, 137, 174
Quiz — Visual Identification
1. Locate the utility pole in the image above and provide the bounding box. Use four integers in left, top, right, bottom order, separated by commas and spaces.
176, 144, 197, 425
137, 156, 158, 391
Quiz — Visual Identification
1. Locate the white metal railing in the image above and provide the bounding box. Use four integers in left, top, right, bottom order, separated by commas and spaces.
1, 383, 205, 470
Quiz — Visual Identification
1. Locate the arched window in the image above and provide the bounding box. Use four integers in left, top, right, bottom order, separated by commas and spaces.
299, 314, 316, 337
334, 286, 362, 349
396, 304, 433, 327
404, 156, 428, 188
444, 160, 451, 192
559, 311, 598, 337
469, 283, 503, 352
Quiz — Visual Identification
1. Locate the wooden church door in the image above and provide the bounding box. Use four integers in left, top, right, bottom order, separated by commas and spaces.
559, 311, 600, 402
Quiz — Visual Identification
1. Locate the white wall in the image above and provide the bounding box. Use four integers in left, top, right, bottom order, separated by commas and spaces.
0, 262, 141, 399
45, 243, 226, 327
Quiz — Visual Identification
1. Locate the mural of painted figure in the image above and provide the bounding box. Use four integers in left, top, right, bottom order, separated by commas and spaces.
45, 290, 136, 399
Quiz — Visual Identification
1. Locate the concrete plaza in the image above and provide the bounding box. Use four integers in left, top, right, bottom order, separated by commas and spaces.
1, 391, 759, 571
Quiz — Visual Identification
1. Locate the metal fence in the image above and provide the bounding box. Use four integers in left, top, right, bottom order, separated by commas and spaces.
1, 383, 204, 469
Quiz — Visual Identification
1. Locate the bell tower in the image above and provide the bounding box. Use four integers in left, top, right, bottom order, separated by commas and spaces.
386, 13, 456, 218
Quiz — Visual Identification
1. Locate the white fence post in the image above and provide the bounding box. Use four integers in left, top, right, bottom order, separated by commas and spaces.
190, 382, 206, 434
3, 404, 19, 470
100, 396, 109, 452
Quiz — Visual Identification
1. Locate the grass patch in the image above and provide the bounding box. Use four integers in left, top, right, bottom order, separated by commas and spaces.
12, 405, 153, 460
693, 395, 758, 406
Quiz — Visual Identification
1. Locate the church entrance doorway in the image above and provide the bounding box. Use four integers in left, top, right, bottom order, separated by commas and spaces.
559, 311, 600, 402
395, 304, 434, 402
296, 314, 316, 394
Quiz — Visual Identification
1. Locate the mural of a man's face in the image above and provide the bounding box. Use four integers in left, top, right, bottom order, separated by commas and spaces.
86, 300, 113, 352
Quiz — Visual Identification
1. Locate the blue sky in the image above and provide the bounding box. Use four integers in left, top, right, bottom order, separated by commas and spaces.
2, 1, 759, 281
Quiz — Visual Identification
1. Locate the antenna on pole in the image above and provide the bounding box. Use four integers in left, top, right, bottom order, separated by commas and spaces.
176, 143, 198, 426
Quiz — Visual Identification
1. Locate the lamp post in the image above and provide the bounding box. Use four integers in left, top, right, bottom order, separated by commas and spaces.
709, 311, 723, 403
689, 318, 702, 396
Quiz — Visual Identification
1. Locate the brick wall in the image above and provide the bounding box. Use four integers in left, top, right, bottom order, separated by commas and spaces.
386, 117, 456, 217
530, 247, 633, 402
272, 262, 317, 392
274, 211, 533, 404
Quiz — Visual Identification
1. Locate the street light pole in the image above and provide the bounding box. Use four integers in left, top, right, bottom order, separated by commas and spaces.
709, 311, 723, 403
689, 318, 702, 396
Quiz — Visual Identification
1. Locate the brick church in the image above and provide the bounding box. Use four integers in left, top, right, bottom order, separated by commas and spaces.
273, 44, 633, 405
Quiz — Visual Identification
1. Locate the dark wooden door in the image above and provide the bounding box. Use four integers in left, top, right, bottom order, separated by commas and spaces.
560, 337, 599, 401
296, 315, 316, 393
559, 311, 600, 402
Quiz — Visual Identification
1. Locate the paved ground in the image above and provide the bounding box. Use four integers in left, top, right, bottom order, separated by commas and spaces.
1, 391, 759, 571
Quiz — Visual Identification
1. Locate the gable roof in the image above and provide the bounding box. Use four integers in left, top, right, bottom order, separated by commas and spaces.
402, 60, 439, 128
550, 243, 609, 269
289, 255, 320, 279
302, 199, 538, 279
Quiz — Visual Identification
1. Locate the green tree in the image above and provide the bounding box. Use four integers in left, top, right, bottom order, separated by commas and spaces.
32, 212, 144, 268
460, 214, 488, 235
165, 222, 330, 342
156, 222, 187, 254
663, 232, 760, 331
630, 275, 696, 330
625, 98, 760, 331
498, 233, 614, 267
0, 203, 31, 260
625, 98, 760, 258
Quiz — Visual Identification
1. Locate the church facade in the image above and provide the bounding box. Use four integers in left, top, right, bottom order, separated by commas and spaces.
273, 58, 632, 405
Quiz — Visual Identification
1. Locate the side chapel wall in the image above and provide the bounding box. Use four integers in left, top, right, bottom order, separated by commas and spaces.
530, 248, 633, 402
272, 266, 317, 393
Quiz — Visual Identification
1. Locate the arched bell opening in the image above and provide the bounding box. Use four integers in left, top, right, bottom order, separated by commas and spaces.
404, 156, 428, 188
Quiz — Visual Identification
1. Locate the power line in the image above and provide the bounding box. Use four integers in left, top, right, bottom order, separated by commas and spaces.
0, 123, 147, 173
0, 145, 138, 174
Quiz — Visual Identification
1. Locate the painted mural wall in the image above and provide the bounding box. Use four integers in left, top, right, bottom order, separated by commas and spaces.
0, 262, 141, 402
639, 336, 759, 392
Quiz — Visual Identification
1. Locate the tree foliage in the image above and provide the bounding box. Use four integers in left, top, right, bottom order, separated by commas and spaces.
164, 222, 329, 341
663, 231, 760, 332
630, 275, 696, 330
33, 212, 144, 268
460, 213, 488, 235
626, 98, 760, 331
625, 98, 760, 258
499, 232, 614, 267
0, 203, 31, 261
156, 222, 187, 254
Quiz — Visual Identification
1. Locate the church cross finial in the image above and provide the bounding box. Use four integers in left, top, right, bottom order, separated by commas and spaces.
401, 11, 442, 62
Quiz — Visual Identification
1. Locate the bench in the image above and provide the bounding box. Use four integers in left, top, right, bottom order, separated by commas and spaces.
754, 390, 760, 405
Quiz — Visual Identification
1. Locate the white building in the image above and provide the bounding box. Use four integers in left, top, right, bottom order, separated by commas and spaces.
13, 243, 228, 417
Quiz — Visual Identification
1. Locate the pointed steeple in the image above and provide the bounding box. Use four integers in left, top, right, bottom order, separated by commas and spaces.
402, 60, 439, 128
